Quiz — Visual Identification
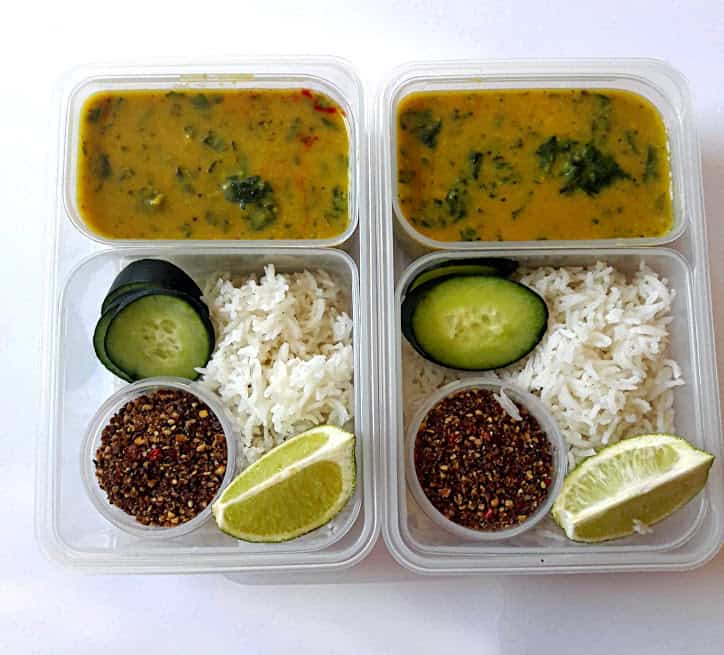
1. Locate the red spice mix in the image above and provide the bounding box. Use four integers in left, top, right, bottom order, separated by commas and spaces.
414, 388, 553, 531
94, 389, 228, 527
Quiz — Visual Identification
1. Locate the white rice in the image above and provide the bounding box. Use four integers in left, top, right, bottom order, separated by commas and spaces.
493, 388, 523, 421
197, 265, 354, 467
403, 261, 683, 470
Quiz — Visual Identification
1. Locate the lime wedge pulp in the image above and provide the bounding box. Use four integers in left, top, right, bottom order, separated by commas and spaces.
552, 434, 714, 543
212, 425, 356, 542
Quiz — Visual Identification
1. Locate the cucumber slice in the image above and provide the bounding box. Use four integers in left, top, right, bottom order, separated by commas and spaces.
102, 281, 159, 315
402, 275, 548, 370
102, 259, 204, 315
104, 290, 215, 381
93, 309, 133, 381
409, 258, 518, 291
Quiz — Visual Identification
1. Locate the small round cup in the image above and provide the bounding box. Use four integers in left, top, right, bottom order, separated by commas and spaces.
406, 378, 567, 541
81, 376, 237, 539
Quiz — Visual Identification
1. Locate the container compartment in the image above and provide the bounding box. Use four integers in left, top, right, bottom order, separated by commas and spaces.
405, 378, 569, 542
80, 377, 238, 539
382, 59, 696, 254
62, 58, 362, 248
382, 248, 723, 573
37, 246, 376, 573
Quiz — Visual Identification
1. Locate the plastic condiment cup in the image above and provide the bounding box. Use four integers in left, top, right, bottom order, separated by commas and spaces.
406, 378, 567, 542
80, 377, 237, 539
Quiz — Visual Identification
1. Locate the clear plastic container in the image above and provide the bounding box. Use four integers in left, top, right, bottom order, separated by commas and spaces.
80, 377, 237, 539
38, 56, 723, 578
374, 60, 723, 574
37, 58, 378, 575
382, 59, 692, 255
405, 379, 568, 542
62, 58, 362, 249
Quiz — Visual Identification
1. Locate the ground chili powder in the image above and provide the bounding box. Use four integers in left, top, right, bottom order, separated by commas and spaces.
94, 388, 228, 527
414, 388, 553, 531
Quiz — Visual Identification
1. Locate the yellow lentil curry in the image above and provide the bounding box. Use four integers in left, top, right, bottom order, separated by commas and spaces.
77, 88, 350, 240
396, 89, 672, 242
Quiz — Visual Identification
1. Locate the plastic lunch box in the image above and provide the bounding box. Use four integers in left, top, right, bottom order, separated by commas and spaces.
376, 59, 723, 574
37, 58, 377, 575
37, 57, 723, 577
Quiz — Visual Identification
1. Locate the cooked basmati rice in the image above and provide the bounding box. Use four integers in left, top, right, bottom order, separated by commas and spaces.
403, 262, 683, 470
493, 388, 523, 422
197, 265, 354, 467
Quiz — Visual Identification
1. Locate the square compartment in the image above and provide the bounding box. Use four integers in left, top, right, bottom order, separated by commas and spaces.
36, 246, 376, 573
382, 248, 723, 573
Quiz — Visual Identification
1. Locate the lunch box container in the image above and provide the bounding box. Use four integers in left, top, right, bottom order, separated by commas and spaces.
405, 379, 568, 542
37, 58, 378, 575
80, 376, 238, 539
38, 57, 722, 578
376, 59, 723, 575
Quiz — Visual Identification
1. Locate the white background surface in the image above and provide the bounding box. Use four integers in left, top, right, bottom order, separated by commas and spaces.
2, 1, 723, 653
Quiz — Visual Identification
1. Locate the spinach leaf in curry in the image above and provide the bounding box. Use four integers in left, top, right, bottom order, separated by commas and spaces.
558, 142, 629, 196
91, 153, 112, 180
536, 137, 630, 196
468, 151, 483, 180
222, 174, 278, 231
325, 186, 347, 222
444, 178, 469, 221
644, 145, 659, 182
399, 108, 442, 149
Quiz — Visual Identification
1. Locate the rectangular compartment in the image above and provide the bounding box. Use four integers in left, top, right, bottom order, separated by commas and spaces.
381, 59, 695, 254
383, 248, 723, 573
62, 58, 362, 248
37, 246, 376, 573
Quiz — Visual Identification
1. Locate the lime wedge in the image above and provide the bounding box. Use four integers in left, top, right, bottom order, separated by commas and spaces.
212, 425, 356, 542
552, 434, 714, 543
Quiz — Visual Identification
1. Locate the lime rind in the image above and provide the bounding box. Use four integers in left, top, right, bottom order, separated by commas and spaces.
552, 433, 714, 543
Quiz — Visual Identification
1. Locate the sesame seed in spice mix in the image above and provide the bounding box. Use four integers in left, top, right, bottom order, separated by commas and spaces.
413, 388, 553, 532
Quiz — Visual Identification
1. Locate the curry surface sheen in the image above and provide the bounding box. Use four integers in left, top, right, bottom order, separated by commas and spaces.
77, 88, 350, 240
396, 88, 672, 242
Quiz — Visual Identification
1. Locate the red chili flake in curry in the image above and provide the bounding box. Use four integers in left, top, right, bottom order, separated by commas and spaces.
301, 88, 344, 115
414, 388, 553, 531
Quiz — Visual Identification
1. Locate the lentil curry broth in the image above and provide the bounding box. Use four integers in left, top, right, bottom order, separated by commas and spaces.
77, 88, 350, 240
396, 88, 672, 242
